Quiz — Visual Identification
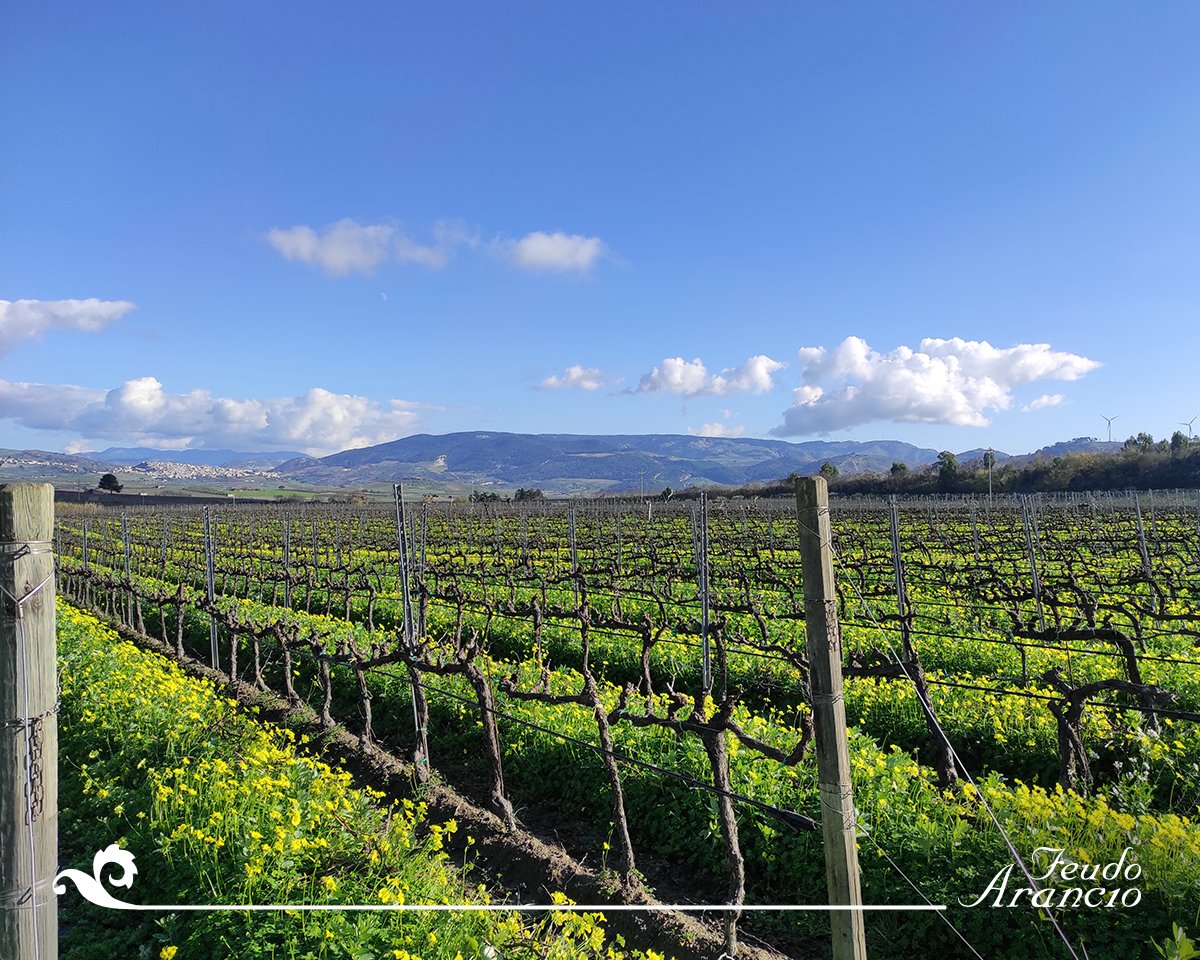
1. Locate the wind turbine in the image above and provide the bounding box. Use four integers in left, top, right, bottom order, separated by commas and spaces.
1181, 416, 1197, 441
1102, 415, 1119, 443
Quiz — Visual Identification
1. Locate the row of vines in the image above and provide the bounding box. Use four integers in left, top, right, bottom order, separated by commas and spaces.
54, 492, 1200, 959
57, 604, 647, 960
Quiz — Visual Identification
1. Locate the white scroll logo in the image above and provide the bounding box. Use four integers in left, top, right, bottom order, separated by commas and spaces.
54, 843, 139, 909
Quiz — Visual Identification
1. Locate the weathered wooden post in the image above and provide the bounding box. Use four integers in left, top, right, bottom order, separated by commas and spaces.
1, 484, 58, 960
795, 477, 866, 960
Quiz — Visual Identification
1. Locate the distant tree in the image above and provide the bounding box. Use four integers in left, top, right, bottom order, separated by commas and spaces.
819, 461, 839, 480
936, 451, 958, 491
982, 449, 997, 471
513, 487, 544, 502
889, 461, 909, 477
98, 473, 123, 493
469, 490, 500, 503
1170, 431, 1189, 458
660, 486, 674, 501
1124, 432, 1157, 453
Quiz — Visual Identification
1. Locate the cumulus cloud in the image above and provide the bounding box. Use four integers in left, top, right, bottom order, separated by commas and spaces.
1022, 393, 1065, 412
540, 365, 607, 391
497, 231, 607, 274
267, 218, 477, 276
637, 357, 709, 395
636, 355, 785, 397
772, 336, 1099, 435
0, 298, 135, 354
0, 376, 423, 456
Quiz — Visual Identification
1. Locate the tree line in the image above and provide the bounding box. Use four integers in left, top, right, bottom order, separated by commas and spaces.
805, 433, 1200, 496
655, 433, 1200, 500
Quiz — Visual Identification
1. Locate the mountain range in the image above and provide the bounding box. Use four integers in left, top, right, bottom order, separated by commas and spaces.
2, 433, 1123, 495
275, 432, 962, 492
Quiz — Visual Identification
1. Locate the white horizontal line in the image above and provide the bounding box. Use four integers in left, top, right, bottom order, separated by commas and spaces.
97, 903, 947, 913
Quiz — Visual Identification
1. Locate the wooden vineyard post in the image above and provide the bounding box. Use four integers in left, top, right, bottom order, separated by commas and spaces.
795, 477, 867, 960
1, 484, 58, 960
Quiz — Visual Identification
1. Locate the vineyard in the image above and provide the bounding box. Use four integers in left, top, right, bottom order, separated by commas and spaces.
55, 606, 642, 960
52, 489, 1200, 960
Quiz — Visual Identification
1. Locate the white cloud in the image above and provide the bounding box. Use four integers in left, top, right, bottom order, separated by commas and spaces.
267, 218, 477, 276
1022, 393, 1065, 412
395, 219, 480, 268
688, 422, 745, 438
773, 336, 1099, 435
637, 357, 709, 395
0, 381, 105, 431
540, 365, 607, 391
0, 298, 135, 354
714, 355, 787, 394
267, 219, 394, 276
920, 337, 1099, 384
268, 219, 606, 276
636, 354, 785, 397
0, 376, 423, 456
498, 231, 607, 274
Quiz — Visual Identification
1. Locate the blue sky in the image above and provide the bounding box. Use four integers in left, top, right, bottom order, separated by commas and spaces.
3, 3, 1199, 457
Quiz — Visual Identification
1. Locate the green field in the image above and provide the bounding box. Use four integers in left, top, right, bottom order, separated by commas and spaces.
54, 492, 1200, 959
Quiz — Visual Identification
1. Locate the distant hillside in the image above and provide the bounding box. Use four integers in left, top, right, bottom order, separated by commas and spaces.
1023, 437, 1123, 460
87, 447, 304, 469
956, 448, 1013, 464
0, 447, 294, 490
273, 432, 953, 493
0, 448, 111, 477
5, 432, 1145, 497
